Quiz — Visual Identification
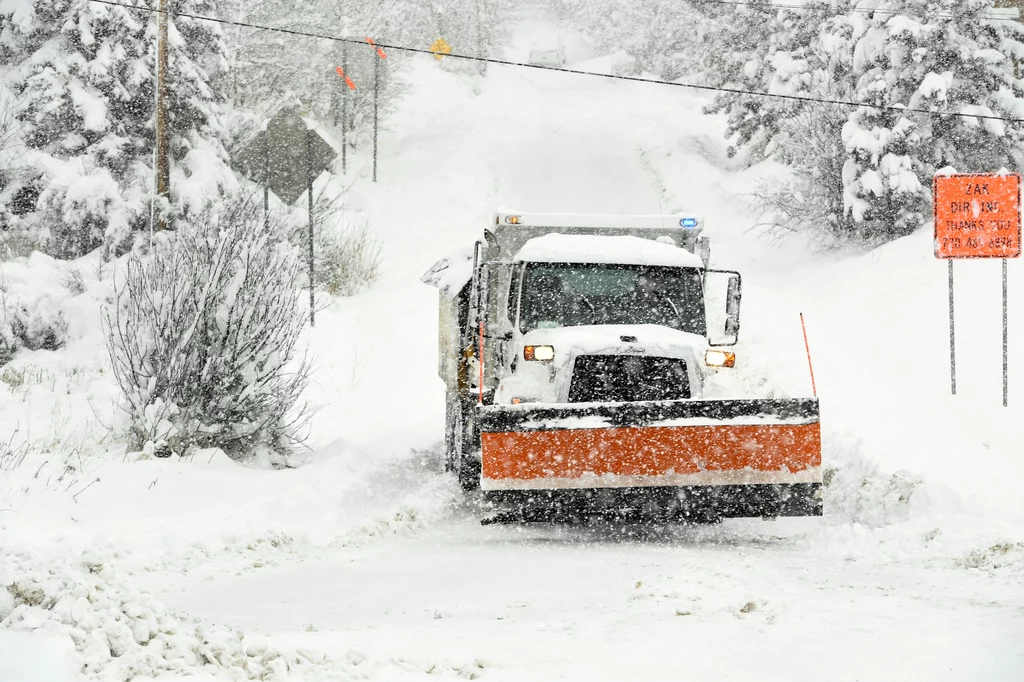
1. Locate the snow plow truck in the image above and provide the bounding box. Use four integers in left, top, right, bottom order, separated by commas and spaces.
422, 213, 821, 522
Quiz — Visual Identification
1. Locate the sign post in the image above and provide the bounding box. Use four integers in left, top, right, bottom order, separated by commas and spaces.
306, 127, 316, 327
1004, 257, 1010, 407
933, 172, 1021, 406
366, 37, 387, 183
341, 46, 349, 174
948, 259, 956, 395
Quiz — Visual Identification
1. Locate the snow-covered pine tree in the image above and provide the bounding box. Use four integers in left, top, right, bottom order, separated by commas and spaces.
554, 0, 699, 80
700, 0, 845, 162
838, 0, 1024, 241
750, 12, 860, 241
2, 0, 234, 258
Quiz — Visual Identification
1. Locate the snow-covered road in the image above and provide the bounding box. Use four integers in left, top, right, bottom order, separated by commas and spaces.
141, 508, 1023, 681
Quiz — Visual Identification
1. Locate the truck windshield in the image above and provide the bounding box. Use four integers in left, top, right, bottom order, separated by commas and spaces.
517, 263, 707, 335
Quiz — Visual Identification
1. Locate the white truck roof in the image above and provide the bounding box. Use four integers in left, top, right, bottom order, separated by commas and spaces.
496, 212, 703, 231
514, 234, 704, 268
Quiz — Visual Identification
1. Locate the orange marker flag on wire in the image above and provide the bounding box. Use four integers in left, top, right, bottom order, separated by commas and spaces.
366, 37, 386, 59
335, 66, 356, 90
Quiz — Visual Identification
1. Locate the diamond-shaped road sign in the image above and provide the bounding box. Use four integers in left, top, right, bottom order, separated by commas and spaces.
234, 108, 337, 206
430, 37, 452, 60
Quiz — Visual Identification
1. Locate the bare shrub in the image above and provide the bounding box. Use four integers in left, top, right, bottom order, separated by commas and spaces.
0, 430, 30, 472
289, 188, 383, 298
315, 218, 383, 297
105, 199, 311, 460
61, 266, 86, 296
751, 100, 857, 245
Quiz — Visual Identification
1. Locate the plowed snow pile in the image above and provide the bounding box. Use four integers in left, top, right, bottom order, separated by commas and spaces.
1, 550, 490, 681
2, 552, 356, 681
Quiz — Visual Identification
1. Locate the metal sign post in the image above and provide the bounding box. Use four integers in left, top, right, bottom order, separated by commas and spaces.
306, 128, 316, 327
262, 126, 269, 226
366, 37, 387, 182
373, 56, 380, 182
341, 46, 348, 174
933, 172, 1021, 405
335, 61, 356, 178
1004, 257, 1009, 407
948, 260, 956, 395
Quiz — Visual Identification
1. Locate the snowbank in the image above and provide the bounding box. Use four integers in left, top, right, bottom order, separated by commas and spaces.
1, 551, 371, 681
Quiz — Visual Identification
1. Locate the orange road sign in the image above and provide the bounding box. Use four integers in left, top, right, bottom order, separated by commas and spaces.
335, 66, 355, 90
934, 173, 1021, 259
430, 37, 452, 60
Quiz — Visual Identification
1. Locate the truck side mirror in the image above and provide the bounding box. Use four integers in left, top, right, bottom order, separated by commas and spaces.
705, 270, 741, 346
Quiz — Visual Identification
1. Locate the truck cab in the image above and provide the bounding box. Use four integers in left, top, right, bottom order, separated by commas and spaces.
495, 232, 724, 406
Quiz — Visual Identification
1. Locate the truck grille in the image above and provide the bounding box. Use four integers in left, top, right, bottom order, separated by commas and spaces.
567, 355, 691, 403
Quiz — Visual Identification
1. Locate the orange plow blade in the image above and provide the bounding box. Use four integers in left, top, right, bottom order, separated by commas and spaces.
476, 398, 822, 518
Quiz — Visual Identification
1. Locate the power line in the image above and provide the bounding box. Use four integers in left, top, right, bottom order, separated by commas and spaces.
689, 0, 1020, 22
88, 0, 1024, 124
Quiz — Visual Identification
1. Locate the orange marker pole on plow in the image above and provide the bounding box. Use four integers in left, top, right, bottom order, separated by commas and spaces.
800, 313, 817, 398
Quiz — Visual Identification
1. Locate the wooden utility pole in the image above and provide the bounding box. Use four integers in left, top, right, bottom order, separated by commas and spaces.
155, 0, 171, 230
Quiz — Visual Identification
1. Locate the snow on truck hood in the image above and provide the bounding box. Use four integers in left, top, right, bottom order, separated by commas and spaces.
522, 324, 708, 361
514, 234, 704, 268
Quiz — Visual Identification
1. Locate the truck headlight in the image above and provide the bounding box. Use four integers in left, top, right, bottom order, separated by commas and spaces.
524, 345, 555, 361
705, 349, 736, 368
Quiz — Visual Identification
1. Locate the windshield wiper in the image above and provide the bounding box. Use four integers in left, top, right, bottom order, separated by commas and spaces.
572, 290, 597, 324
658, 293, 681, 325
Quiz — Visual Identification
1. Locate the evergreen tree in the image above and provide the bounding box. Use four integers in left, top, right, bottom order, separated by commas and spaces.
554, 0, 700, 80
838, 0, 1024, 241
701, 0, 846, 162
1, 0, 233, 258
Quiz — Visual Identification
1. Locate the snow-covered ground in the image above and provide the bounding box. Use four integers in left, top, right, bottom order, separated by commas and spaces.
2, 6, 1023, 681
